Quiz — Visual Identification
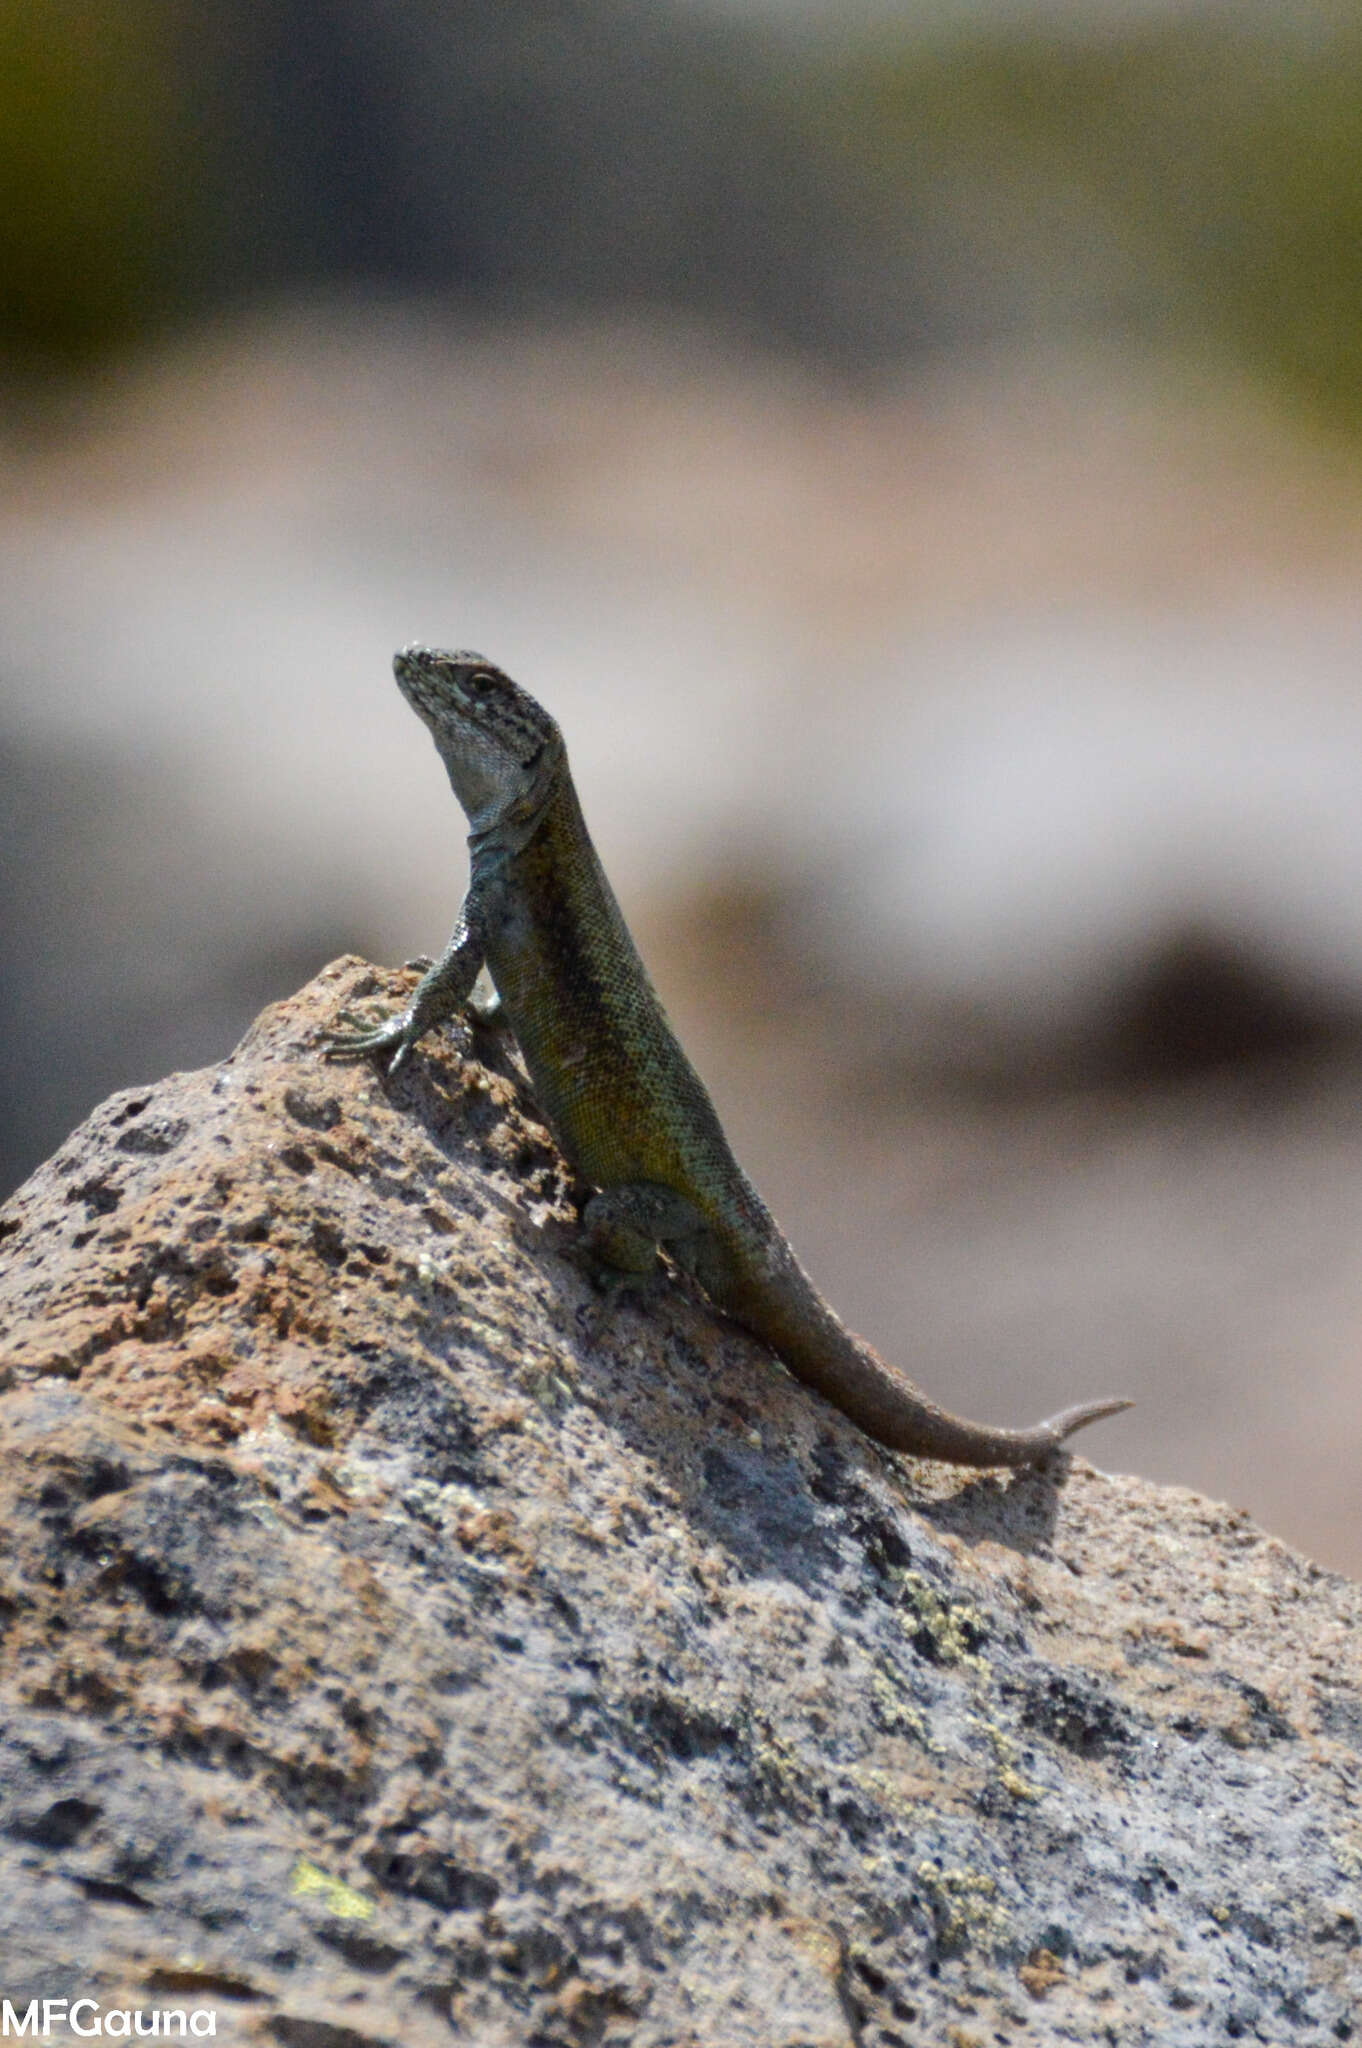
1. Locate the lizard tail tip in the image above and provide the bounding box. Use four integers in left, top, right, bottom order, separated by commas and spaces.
1045, 1396, 1135, 1445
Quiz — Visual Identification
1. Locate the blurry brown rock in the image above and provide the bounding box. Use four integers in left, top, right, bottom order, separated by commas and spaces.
0, 958, 1358, 2045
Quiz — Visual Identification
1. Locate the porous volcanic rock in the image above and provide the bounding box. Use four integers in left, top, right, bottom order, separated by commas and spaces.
0, 958, 1358, 2045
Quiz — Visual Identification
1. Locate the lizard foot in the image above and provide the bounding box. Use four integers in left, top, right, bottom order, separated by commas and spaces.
574, 1266, 664, 1349
319, 1007, 422, 1075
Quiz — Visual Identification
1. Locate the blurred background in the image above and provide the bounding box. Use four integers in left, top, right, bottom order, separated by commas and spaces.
5, 0, 1362, 1571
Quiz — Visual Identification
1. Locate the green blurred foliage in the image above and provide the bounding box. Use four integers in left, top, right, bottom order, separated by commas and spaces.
0, 0, 192, 360
826, 16, 1362, 430
4, 0, 1362, 438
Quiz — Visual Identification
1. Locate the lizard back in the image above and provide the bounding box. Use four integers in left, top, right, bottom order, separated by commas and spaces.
483, 767, 754, 1219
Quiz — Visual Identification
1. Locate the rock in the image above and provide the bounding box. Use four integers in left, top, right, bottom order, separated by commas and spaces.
0, 956, 1358, 2045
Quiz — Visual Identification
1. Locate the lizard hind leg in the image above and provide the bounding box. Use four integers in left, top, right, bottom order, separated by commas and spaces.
579, 1183, 710, 1273
575, 1183, 711, 1339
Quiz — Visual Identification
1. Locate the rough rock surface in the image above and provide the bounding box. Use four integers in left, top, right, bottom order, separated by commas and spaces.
0, 957, 1359, 2046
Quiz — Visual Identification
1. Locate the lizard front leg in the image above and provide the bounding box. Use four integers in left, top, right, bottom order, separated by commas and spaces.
322, 888, 489, 1075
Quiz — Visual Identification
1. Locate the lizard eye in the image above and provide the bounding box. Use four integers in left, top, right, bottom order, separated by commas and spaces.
468, 671, 496, 692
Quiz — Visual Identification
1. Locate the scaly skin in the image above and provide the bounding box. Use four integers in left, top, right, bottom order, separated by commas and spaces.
323, 646, 1132, 1468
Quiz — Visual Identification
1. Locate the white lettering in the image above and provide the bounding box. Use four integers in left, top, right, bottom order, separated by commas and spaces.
0, 1997, 217, 2041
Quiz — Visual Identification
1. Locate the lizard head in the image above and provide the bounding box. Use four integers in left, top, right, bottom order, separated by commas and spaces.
393, 645, 562, 827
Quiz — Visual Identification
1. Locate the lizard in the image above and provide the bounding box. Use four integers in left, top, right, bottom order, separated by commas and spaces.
322, 645, 1132, 1468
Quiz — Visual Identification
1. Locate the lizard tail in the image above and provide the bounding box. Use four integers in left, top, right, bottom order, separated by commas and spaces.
1010, 1395, 1136, 1460
805, 1352, 1134, 1468
714, 1228, 1133, 1467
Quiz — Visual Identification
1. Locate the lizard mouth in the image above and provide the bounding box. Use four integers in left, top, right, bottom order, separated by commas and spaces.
393, 644, 430, 690
393, 645, 452, 726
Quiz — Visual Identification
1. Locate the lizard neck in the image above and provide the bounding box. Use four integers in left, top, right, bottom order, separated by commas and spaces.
463, 742, 566, 863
